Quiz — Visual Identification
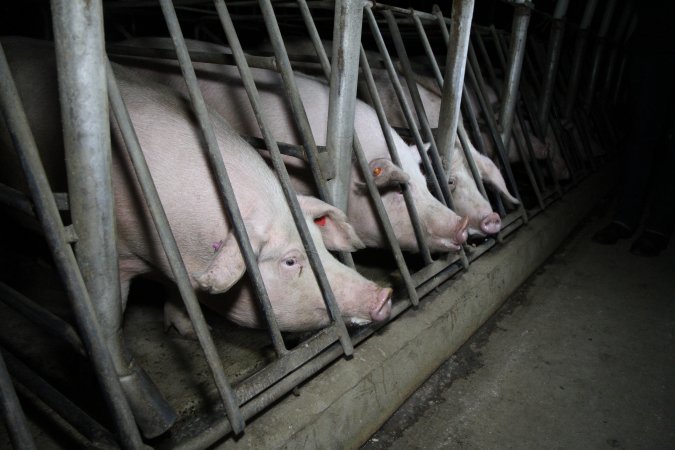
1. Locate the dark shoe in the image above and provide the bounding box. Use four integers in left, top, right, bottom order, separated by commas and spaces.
592, 222, 633, 244
630, 230, 669, 257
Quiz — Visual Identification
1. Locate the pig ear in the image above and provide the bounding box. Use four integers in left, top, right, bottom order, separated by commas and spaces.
354, 158, 410, 194
471, 147, 520, 205
297, 195, 366, 252
192, 234, 247, 294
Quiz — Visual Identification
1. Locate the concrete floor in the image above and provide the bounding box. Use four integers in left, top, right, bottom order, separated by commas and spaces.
361, 212, 675, 449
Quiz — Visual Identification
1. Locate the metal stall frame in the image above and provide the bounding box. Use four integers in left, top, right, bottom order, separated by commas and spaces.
0, 0, 622, 448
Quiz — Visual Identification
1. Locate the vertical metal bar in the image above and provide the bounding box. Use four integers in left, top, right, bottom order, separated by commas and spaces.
473, 30, 502, 100
51, 0, 177, 439
412, 14, 444, 89
359, 48, 433, 269
435, 0, 474, 177
497, 1, 531, 148
255, 0, 356, 353
0, 43, 143, 450
583, 0, 617, 108
364, 7, 445, 205
298, 1, 421, 299
0, 350, 36, 450
106, 60, 246, 435
564, 0, 599, 119
296, 0, 332, 76
325, 0, 364, 212
537, 0, 568, 131
382, 10, 452, 208
159, 0, 289, 364
466, 48, 526, 218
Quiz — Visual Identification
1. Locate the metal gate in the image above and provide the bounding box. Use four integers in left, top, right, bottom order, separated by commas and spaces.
0, 0, 625, 448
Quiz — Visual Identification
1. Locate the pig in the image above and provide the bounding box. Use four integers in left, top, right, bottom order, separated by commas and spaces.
0, 37, 393, 332
363, 67, 519, 236
254, 37, 517, 236
463, 82, 570, 181
114, 38, 469, 253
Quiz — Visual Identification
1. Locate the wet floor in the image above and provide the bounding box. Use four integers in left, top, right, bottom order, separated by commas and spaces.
361, 211, 675, 449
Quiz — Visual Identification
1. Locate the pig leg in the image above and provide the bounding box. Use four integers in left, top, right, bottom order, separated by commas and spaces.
163, 294, 211, 340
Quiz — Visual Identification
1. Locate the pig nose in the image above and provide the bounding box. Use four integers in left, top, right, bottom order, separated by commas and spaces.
453, 216, 469, 245
480, 212, 501, 235
370, 287, 393, 322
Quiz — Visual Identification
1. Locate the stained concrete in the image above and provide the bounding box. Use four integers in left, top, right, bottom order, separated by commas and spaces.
361, 210, 675, 449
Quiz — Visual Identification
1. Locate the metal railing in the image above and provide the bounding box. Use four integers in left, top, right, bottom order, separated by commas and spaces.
0, 0, 625, 448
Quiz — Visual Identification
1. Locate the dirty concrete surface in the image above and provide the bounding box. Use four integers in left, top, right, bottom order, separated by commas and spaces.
361, 212, 675, 449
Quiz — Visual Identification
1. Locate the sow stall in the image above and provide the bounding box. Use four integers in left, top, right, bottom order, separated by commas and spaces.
0, 0, 624, 448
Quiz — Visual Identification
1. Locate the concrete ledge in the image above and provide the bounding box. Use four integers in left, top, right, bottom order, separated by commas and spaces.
218, 167, 614, 449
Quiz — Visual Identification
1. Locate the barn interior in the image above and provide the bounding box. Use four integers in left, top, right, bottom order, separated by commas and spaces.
0, 0, 673, 449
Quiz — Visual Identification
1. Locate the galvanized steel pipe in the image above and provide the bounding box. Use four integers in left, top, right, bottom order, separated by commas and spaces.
436, 0, 474, 177
325, 0, 364, 211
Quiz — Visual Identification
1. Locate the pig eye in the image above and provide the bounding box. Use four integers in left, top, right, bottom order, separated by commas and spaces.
284, 257, 297, 267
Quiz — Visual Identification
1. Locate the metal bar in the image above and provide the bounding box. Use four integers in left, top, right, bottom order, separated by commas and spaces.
0, 283, 86, 357
583, 0, 616, 108
383, 10, 453, 208
467, 45, 526, 214
258, 1, 332, 202
325, 0, 364, 211
2, 349, 118, 449
0, 350, 36, 450
563, 0, 599, 119
106, 58, 245, 435
435, 0, 474, 177
297, 0, 420, 292
0, 42, 143, 450
497, 2, 531, 148
364, 6, 446, 205
383, 10, 452, 208
296, 0, 332, 76
51, 0, 177, 440
359, 47, 433, 280
256, 0, 356, 352
412, 14, 444, 88
537, 0, 568, 131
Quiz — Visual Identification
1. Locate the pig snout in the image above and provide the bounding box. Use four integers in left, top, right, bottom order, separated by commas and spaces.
480, 212, 501, 235
370, 287, 393, 322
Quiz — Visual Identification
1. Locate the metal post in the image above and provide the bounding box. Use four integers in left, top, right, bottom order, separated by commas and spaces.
436, 0, 475, 176
106, 58, 246, 435
564, 0, 599, 118
326, 0, 364, 212
583, 0, 617, 108
537, 0, 568, 131
497, 1, 531, 149
0, 42, 143, 450
50, 0, 176, 438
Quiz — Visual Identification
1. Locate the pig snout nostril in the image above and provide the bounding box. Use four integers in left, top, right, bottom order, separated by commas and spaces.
370, 288, 393, 322
480, 213, 501, 235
